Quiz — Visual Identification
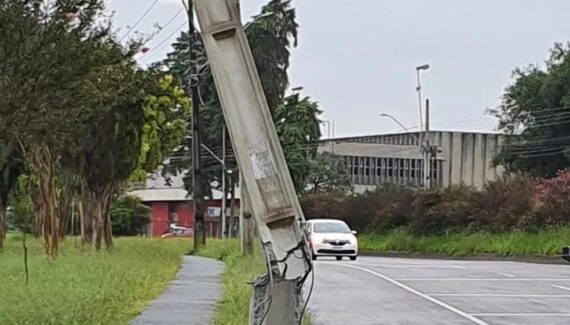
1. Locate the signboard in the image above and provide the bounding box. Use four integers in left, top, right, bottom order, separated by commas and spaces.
206, 207, 221, 218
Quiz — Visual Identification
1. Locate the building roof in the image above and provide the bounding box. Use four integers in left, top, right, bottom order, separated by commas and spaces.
319, 129, 504, 143
127, 171, 241, 203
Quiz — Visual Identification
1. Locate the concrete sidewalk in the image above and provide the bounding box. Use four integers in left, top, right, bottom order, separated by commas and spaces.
131, 256, 223, 325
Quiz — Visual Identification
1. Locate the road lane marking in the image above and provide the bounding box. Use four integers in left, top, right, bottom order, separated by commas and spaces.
497, 272, 515, 278
397, 278, 570, 281
428, 293, 570, 298
328, 263, 490, 325
472, 313, 570, 317
552, 284, 570, 292
358, 264, 466, 269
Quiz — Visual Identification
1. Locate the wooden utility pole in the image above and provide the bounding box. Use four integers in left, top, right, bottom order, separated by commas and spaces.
188, 0, 205, 248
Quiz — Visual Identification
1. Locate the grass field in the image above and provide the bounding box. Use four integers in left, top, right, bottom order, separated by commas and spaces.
360, 228, 570, 256
198, 239, 311, 325
0, 235, 190, 325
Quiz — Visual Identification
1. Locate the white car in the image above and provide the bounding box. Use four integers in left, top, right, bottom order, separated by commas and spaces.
306, 219, 358, 261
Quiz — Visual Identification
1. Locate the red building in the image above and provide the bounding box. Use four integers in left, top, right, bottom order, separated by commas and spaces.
129, 174, 240, 238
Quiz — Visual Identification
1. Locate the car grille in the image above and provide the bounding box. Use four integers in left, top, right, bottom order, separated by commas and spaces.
324, 239, 349, 246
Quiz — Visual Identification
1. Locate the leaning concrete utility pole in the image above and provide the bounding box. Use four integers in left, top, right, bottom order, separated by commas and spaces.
240, 174, 255, 256
187, 0, 206, 248
193, 1, 313, 324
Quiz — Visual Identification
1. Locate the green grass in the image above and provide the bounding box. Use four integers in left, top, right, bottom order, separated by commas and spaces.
0, 235, 190, 325
197, 239, 311, 325
359, 228, 570, 256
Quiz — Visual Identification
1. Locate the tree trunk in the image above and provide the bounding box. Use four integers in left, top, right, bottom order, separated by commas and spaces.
0, 197, 6, 252
90, 184, 112, 251
58, 193, 71, 240
33, 144, 59, 258
82, 199, 93, 245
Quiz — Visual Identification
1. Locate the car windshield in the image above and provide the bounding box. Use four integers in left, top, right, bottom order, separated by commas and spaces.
313, 222, 351, 234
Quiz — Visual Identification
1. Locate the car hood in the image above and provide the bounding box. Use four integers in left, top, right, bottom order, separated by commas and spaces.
312, 232, 356, 241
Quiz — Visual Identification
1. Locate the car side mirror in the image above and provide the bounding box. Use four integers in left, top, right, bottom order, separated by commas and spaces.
351, 230, 357, 235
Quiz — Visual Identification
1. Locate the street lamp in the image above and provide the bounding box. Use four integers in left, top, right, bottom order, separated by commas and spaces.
291, 86, 304, 93
379, 113, 421, 143
415, 64, 430, 133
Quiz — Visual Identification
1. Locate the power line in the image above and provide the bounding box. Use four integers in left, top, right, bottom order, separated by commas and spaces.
147, 21, 186, 54
146, 8, 185, 44
120, 0, 161, 42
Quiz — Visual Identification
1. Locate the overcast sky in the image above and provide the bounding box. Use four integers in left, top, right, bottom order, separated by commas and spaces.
108, 0, 570, 138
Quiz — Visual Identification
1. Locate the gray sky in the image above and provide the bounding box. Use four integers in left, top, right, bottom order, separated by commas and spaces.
108, 0, 570, 138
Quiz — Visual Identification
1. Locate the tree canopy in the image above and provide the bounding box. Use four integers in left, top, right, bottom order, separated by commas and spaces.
0, 0, 190, 254
492, 43, 570, 177
160, 0, 322, 194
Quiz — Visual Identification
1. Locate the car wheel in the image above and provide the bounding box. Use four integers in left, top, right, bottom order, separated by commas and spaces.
336, 256, 342, 261
312, 252, 317, 261
350, 256, 357, 261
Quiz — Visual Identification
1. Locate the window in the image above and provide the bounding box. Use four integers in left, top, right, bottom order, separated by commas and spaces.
313, 221, 351, 234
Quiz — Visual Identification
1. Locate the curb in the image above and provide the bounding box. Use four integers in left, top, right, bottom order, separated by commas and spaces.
359, 250, 568, 265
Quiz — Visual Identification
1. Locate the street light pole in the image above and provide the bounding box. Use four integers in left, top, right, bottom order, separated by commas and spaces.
415, 64, 430, 189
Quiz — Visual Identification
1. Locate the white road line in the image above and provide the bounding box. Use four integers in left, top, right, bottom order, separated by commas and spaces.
329, 263, 490, 325
428, 293, 570, 298
398, 278, 570, 281
552, 284, 570, 292
497, 272, 515, 278
358, 264, 466, 269
472, 313, 570, 317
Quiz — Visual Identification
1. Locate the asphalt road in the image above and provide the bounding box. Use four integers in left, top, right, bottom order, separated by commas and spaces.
308, 256, 570, 325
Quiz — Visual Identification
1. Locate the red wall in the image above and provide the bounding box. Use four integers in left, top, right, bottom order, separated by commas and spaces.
150, 202, 169, 237
177, 202, 193, 228
148, 200, 240, 238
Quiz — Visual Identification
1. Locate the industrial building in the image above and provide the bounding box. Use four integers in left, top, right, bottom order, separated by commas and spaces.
318, 130, 506, 193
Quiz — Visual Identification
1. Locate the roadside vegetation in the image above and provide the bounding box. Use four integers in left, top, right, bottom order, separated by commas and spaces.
0, 237, 189, 325
198, 240, 311, 325
302, 172, 570, 257
359, 228, 570, 257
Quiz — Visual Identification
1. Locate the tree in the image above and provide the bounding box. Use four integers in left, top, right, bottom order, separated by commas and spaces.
71, 65, 188, 250
160, 0, 321, 194
274, 94, 322, 192
305, 152, 352, 195
0, 0, 119, 257
492, 43, 570, 176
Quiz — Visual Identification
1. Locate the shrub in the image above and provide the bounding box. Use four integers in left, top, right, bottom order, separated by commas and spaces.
366, 184, 416, 233
473, 176, 536, 232
409, 186, 477, 235
300, 193, 345, 220
110, 196, 150, 236
528, 170, 570, 229
300, 172, 570, 236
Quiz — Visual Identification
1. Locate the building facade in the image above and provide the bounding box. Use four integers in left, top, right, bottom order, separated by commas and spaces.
128, 173, 240, 237
318, 131, 506, 192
